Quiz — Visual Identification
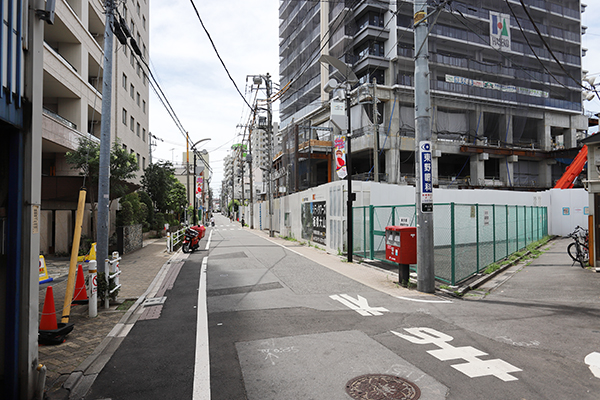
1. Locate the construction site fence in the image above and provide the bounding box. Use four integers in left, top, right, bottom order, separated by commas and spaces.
353, 203, 548, 285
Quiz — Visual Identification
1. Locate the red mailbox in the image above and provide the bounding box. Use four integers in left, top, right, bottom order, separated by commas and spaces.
385, 226, 417, 265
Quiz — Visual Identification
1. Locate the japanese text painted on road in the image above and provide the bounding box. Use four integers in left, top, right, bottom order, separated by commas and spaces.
420, 141, 433, 212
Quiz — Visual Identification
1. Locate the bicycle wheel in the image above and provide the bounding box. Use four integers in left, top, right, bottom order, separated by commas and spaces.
567, 243, 578, 262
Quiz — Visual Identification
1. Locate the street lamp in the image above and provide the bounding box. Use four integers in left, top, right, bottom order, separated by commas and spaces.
250, 73, 274, 237
320, 55, 358, 262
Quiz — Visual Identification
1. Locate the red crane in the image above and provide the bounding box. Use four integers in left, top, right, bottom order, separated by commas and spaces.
554, 145, 588, 189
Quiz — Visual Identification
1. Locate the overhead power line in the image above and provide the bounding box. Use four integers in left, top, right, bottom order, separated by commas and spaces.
188, 0, 254, 110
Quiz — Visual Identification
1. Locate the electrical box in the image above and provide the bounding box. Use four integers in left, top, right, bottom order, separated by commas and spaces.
385, 226, 417, 264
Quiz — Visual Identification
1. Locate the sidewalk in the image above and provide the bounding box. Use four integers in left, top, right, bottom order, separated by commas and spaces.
39, 238, 174, 398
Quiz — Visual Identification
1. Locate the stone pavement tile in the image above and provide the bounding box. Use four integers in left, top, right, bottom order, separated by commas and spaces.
39, 310, 125, 392
118, 241, 172, 299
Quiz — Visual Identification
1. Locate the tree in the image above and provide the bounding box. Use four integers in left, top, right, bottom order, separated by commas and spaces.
65, 137, 139, 236
141, 161, 176, 213
167, 180, 187, 220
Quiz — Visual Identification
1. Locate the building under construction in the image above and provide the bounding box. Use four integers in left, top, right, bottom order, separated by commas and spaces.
277, 0, 589, 193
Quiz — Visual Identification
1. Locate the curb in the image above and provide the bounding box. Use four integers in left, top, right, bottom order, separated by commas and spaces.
58, 249, 184, 400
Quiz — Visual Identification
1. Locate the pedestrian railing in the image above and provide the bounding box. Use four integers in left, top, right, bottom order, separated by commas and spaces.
166, 227, 187, 253
353, 203, 548, 285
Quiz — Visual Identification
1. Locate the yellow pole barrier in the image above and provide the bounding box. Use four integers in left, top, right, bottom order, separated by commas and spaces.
62, 188, 87, 323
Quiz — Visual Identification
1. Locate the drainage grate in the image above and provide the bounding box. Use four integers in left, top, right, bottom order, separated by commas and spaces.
345, 374, 421, 400
142, 296, 166, 307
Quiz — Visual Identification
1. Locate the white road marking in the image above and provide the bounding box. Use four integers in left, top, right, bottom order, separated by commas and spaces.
193, 256, 210, 399
205, 229, 213, 250
395, 296, 452, 304
329, 294, 389, 316
585, 352, 600, 378
392, 327, 522, 381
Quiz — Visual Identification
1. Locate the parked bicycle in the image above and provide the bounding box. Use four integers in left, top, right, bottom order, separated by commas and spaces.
567, 225, 589, 268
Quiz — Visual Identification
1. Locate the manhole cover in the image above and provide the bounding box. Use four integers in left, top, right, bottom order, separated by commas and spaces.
345, 374, 421, 400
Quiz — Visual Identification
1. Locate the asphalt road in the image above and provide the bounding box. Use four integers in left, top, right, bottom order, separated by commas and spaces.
84, 215, 600, 399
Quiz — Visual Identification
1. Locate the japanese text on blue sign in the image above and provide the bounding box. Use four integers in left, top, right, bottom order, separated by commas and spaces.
420, 141, 433, 213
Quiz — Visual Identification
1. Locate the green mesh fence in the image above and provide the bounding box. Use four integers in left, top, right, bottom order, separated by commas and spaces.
353, 203, 548, 285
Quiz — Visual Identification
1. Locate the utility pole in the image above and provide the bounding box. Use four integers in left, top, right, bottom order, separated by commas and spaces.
240, 152, 245, 224
414, 0, 435, 293
346, 81, 354, 262
248, 134, 254, 229
373, 78, 380, 182
266, 73, 274, 237
186, 132, 191, 224
193, 151, 197, 225
97, 0, 116, 270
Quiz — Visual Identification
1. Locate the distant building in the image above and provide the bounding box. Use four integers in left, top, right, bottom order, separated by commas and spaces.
277, 0, 588, 191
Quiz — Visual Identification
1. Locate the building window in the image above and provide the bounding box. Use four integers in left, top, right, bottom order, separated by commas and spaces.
130, 51, 135, 66
142, 100, 146, 113
123, 5, 127, 20
143, 44, 146, 59
142, 157, 146, 170
130, 116, 135, 131
122, 73, 127, 89
130, 84, 134, 99
136, 62, 141, 77
123, 144, 127, 151
137, 2, 140, 16
143, 16, 146, 30
136, 92, 140, 106
142, 128, 146, 141
123, 43, 127, 55
136, 122, 140, 137
137, 153, 140, 168
122, 108, 127, 125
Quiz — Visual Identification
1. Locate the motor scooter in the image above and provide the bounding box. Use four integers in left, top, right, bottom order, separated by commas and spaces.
182, 225, 205, 253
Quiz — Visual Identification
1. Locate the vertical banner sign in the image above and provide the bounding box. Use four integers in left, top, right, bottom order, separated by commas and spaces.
490, 12, 511, 52
420, 141, 433, 213
196, 176, 203, 199
334, 136, 348, 179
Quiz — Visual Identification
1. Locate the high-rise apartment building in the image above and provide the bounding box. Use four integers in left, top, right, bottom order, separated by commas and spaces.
41, 0, 150, 254
278, 0, 588, 191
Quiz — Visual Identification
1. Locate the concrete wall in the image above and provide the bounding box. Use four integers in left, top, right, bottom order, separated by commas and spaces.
242, 182, 589, 255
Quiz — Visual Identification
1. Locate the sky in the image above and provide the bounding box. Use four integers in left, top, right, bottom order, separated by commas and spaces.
148, 0, 279, 194
582, 2, 600, 121
148, 1, 600, 194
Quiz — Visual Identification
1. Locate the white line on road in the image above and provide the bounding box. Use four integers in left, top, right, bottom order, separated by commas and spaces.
205, 229, 213, 250
193, 256, 210, 399
395, 296, 453, 304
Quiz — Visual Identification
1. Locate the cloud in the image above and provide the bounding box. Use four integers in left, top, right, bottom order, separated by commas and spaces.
149, 0, 279, 191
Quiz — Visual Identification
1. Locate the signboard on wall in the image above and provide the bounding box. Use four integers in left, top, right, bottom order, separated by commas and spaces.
490, 12, 511, 52
301, 200, 327, 245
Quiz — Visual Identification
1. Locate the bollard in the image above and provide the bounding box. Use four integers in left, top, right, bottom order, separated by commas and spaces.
88, 260, 97, 318
398, 263, 410, 288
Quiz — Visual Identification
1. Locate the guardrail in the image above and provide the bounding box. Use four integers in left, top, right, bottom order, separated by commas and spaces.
166, 227, 187, 253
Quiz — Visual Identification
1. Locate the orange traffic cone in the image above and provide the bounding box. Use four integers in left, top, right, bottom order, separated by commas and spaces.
39, 286, 58, 331
39, 286, 74, 345
72, 264, 88, 305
